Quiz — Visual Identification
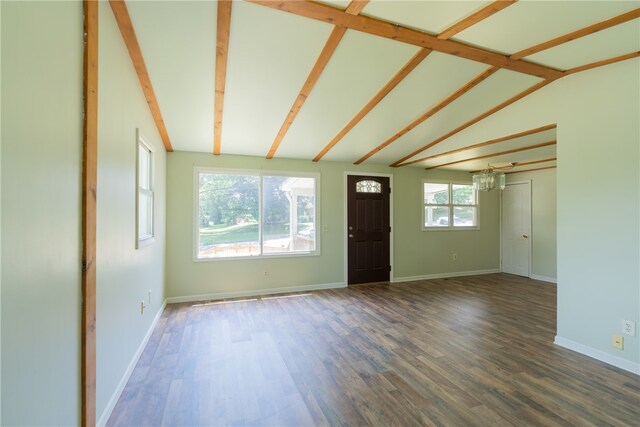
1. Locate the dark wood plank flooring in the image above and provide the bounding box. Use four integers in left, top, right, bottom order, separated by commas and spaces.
108, 274, 640, 426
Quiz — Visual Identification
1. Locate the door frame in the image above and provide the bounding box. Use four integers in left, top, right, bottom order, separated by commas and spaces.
500, 180, 532, 277
343, 172, 394, 284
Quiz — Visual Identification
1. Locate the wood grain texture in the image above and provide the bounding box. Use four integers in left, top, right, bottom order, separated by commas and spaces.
313, 48, 432, 162
438, 0, 517, 40
564, 51, 640, 75
109, 0, 173, 152
247, 0, 564, 80
424, 140, 556, 170
357, 66, 499, 165
511, 8, 640, 60
412, 124, 556, 166
214, 0, 232, 155
107, 274, 640, 426
266, 0, 368, 159
392, 79, 555, 167
82, 1, 98, 425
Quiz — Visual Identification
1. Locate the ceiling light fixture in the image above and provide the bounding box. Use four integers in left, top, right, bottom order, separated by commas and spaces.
472, 162, 517, 191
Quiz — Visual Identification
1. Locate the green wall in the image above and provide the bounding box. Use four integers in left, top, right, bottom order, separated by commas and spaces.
1, 2, 82, 424
507, 169, 557, 281
166, 152, 500, 300
439, 58, 639, 368
556, 61, 639, 367
95, 2, 167, 423
1, 2, 169, 424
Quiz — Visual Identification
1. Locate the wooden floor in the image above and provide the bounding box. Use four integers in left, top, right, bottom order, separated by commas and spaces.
108, 274, 640, 426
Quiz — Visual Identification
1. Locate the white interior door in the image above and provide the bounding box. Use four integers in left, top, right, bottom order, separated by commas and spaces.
502, 182, 531, 277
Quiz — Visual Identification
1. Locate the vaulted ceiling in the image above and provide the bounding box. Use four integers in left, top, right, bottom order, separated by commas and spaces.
111, 0, 640, 174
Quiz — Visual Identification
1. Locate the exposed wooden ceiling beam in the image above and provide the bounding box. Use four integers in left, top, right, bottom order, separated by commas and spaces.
313, 48, 432, 162
424, 140, 556, 170
506, 165, 557, 174
214, 0, 232, 155
355, 66, 499, 164
82, 1, 98, 426
438, 0, 517, 40
392, 79, 555, 167
266, 0, 369, 159
314, 1, 514, 163
564, 51, 640, 75
414, 124, 556, 166
109, 0, 173, 152
247, 0, 564, 80
511, 8, 640, 60
469, 157, 556, 173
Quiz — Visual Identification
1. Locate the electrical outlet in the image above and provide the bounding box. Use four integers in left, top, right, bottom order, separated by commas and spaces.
622, 320, 636, 336
612, 334, 624, 350
322, 224, 328, 233
452, 253, 458, 261
148, 290, 152, 305
263, 270, 269, 278
140, 301, 147, 315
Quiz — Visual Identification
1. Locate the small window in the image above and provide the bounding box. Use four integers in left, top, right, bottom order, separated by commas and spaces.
196, 168, 319, 260
356, 179, 382, 193
423, 181, 478, 229
137, 133, 154, 246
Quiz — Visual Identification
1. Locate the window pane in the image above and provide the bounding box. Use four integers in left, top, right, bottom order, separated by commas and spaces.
424, 206, 450, 227
453, 206, 477, 227
263, 176, 316, 254
198, 173, 259, 258
138, 192, 153, 240
356, 180, 381, 193
424, 182, 449, 205
138, 144, 150, 190
452, 184, 475, 205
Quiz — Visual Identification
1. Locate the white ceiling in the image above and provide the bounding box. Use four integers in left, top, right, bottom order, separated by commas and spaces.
125, 0, 640, 171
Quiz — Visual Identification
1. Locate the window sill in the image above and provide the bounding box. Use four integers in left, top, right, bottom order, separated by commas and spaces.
137, 236, 156, 249
422, 227, 480, 232
193, 250, 321, 262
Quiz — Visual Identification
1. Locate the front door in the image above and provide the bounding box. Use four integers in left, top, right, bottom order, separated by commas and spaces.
347, 175, 390, 284
502, 182, 531, 277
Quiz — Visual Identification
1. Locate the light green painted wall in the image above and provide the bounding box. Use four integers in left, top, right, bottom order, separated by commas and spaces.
556, 60, 639, 364
0, 2, 3, 420
1, 2, 82, 425
434, 58, 639, 366
507, 169, 557, 280
95, 2, 167, 421
166, 152, 500, 299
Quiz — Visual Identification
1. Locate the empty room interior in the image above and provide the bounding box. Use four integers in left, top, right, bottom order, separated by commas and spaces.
1, 0, 640, 425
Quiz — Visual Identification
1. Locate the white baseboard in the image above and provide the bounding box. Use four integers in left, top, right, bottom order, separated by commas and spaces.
97, 299, 168, 427
166, 282, 347, 304
531, 274, 557, 284
554, 335, 639, 375
392, 269, 501, 284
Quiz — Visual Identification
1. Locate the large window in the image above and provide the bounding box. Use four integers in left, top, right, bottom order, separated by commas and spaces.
195, 168, 319, 259
423, 181, 478, 229
137, 133, 154, 246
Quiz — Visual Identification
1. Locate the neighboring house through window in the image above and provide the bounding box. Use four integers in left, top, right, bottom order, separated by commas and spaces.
195, 167, 319, 259
423, 181, 478, 229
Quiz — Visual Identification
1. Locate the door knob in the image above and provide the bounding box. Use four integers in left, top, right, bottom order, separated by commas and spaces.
349, 234, 354, 238
522, 234, 528, 239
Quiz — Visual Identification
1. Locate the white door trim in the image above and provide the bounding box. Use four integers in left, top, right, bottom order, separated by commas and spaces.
501, 180, 532, 277
343, 172, 394, 285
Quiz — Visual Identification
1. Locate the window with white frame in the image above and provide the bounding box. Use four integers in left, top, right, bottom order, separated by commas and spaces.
423, 181, 478, 229
137, 135, 154, 245
196, 168, 319, 259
